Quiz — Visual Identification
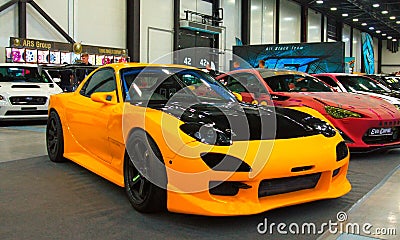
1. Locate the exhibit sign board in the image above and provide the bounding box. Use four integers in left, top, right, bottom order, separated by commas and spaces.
7, 37, 128, 65
233, 42, 345, 73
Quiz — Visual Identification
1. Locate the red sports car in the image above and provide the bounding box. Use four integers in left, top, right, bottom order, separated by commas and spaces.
217, 68, 400, 152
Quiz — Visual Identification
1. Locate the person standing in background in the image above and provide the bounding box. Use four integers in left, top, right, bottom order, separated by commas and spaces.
258, 60, 266, 68
233, 61, 241, 70
76, 52, 93, 84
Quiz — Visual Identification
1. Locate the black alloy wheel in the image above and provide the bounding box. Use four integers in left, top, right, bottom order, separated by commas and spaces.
124, 130, 167, 213
46, 111, 66, 162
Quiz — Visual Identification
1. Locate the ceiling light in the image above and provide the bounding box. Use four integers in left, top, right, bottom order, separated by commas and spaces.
361, 23, 367, 26
342, 13, 348, 17
369, 27, 375, 30
382, 33, 387, 36
376, 30, 381, 33
372, 4, 380, 8
390, 16, 396, 20
353, 18, 358, 22
393, 39, 397, 42
316, 0, 323, 4
397, 21, 400, 24
330, 7, 337, 11
388, 36, 393, 39
382, 10, 389, 14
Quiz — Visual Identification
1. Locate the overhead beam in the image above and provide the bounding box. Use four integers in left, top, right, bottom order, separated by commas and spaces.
0, 0, 18, 13
28, 0, 74, 43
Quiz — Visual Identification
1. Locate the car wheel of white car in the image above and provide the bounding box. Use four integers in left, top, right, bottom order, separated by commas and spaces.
46, 111, 66, 162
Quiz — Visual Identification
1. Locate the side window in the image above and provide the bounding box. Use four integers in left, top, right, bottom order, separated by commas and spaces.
80, 68, 116, 98
225, 74, 250, 93
317, 76, 338, 87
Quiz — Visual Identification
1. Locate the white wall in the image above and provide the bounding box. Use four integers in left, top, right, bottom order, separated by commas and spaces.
353, 28, 362, 73
342, 24, 351, 57
279, 0, 300, 43
373, 37, 379, 74
250, 0, 275, 45
221, 0, 241, 52
307, 10, 321, 43
140, 0, 174, 63
323, 16, 327, 42
26, 0, 69, 43
75, 0, 125, 48
180, 0, 212, 21
382, 40, 400, 74
0, 0, 126, 61
0, 0, 18, 47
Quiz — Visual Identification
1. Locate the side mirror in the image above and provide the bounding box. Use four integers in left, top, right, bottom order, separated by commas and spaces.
91, 91, 117, 105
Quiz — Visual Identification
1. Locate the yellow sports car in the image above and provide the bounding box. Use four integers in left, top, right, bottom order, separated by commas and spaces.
46, 63, 351, 216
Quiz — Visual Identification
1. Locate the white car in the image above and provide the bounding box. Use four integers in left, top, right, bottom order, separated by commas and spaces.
0, 63, 63, 121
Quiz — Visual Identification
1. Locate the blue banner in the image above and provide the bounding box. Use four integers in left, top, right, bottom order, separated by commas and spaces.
361, 32, 375, 74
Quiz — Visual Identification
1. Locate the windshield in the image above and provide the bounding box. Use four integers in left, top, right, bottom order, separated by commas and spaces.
336, 76, 390, 92
0, 66, 52, 83
383, 77, 400, 89
120, 67, 236, 105
261, 73, 333, 92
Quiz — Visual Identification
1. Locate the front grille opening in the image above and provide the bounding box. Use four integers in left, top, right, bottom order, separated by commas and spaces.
9, 96, 47, 105
291, 165, 314, 172
209, 181, 251, 196
11, 85, 40, 88
5, 110, 48, 116
258, 173, 321, 198
336, 141, 349, 161
332, 167, 341, 178
336, 128, 354, 143
200, 153, 252, 172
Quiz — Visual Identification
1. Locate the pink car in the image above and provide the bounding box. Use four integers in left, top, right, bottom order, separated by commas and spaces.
217, 68, 400, 152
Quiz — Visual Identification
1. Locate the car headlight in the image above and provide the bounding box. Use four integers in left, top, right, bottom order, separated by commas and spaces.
325, 106, 362, 119
302, 116, 337, 137
180, 123, 232, 146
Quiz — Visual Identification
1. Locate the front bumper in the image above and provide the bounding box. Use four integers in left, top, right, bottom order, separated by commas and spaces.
333, 117, 400, 151
164, 134, 351, 216
0, 101, 48, 121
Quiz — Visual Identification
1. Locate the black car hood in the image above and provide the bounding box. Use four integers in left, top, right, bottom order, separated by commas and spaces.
149, 101, 333, 141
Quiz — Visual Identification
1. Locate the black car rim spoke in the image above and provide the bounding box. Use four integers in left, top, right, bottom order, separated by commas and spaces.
128, 139, 151, 203
48, 118, 58, 154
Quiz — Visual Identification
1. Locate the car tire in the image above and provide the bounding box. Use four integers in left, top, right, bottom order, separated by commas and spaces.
124, 130, 167, 213
46, 111, 66, 162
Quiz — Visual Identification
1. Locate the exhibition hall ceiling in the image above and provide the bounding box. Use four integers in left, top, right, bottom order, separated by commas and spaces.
292, 0, 400, 41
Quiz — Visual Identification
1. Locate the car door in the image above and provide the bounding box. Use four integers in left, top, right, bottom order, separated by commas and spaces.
65, 68, 118, 163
